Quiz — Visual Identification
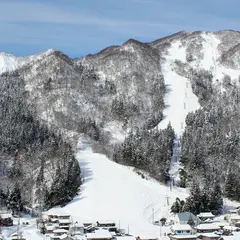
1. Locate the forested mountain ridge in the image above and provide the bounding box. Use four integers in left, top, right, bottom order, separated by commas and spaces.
1, 30, 240, 210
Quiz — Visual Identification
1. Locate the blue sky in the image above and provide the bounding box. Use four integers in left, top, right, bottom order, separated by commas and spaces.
0, 0, 239, 57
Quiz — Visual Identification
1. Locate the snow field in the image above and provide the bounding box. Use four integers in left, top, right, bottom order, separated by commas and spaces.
50, 144, 188, 238
158, 40, 200, 136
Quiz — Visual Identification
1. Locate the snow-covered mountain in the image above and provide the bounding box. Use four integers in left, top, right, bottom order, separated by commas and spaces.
1, 29, 240, 216
0, 49, 55, 74
1, 30, 240, 136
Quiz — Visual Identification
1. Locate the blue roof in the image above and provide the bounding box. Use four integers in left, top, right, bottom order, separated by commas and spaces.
177, 212, 200, 224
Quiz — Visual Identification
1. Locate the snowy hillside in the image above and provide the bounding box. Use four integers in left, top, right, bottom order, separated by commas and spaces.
1, 29, 240, 222
0, 49, 55, 74
52, 139, 188, 238
158, 40, 200, 135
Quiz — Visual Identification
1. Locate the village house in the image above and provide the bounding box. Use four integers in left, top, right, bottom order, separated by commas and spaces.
223, 226, 238, 233
95, 220, 118, 234
219, 232, 240, 239
50, 228, 69, 240
70, 222, 85, 236
194, 224, 220, 233
174, 212, 200, 226
48, 213, 59, 224
114, 236, 136, 240
168, 235, 197, 240
197, 232, 220, 240
0, 213, 13, 226
96, 221, 116, 228
58, 214, 72, 220
197, 213, 215, 223
170, 224, 193, 235
45, 224, 57, 234
228, 209, 240, 215
83, 223, 96, 233
86, 229, 112, 240
168, 224, 198, 240
229, 215, 240, 226
59, 218, 72, 230
11, 233, 26, 240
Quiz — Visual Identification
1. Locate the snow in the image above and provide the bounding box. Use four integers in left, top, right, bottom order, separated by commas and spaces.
122, 45, 135, 53
195, 223, 220, 230
197, 232, 219, 238
86, 229, 112, 239
158, 40, 200, 136
114, 236, 136, 240
0, 49, 55, 75
53, 229, 68, 233
197, 212, 215, 218
47, 140, 188, 239
103, 121, 127, 144
168, 235, 197, 239
1, 141, 239, 240
170, 224, 192, 231
197, 32, 240, 88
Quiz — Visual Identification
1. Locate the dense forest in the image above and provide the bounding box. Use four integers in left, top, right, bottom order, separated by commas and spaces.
0, 71, 81, 211
112, 124, 175, 182
180, 69, 240, 205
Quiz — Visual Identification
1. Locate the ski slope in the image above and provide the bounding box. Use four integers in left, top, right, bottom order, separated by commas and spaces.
158, 40, 200, 136
50, 140, 188, 238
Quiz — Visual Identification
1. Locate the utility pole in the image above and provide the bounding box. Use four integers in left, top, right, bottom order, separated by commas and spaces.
152, 208, 155, 224
159, 224, 162, 239
118, 220, 120, 231
166, 195, 170, 206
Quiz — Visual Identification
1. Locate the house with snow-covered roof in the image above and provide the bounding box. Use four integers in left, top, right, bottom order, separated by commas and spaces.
113, 236, 136, 240
168, 234, 197, 240
96, 220, 116, 227
59, 218, 72, 230
229, 215, 240, 226
220, 232, 240, 239
197, 232, 220, 240
50, 229, 70, 240
170, 224, 193, 235
0, 212, 13, 226
228, 209, 240, 215
86, 229, 112, 240
70, 222, 84, 236
194, 223, 220, 233
197, 213, 215, 223
45, 224, 57, 234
